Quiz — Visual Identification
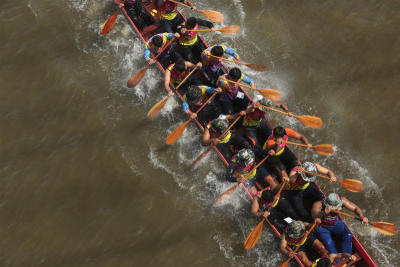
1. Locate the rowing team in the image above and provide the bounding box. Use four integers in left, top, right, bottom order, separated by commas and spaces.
114, 1, 370, 266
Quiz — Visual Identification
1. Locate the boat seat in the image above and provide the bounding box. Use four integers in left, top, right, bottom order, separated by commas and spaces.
334, 252, 362, 267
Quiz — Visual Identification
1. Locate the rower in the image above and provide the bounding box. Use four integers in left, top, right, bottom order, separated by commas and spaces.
155, 0, 196, 33
242, 94, 292, 149
164, 59, 202, 95
311, 253, 355, 267
177, 17, 215, 63
286, 162, 334, 222
262, 126, 310, 172
280, 220, 328, 267
182, 85, 222, 125
251, 186, 298, 232
311, 193, 368, 257
144, 32, 180, 68
114, 0, 154, 31
226, 148, 277, 195
217, 67, 256, 114
202, 115, 250, 159
201, 45, 240, 86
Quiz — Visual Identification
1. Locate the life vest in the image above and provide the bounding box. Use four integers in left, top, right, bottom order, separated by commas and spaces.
159, 0, 178, 20
145, 33, 170, 56
286, 232, 308, 247
321, 201, 342, 227
231, 155, 256, 180
167, 63, 189, 84
262, 129, 289, 156
201, 46, 223, 71
218, 73, 244, 101
311, 257, 328, 267
206, 122, 232, 144
179, 22, 199, 46
256, 187, 280, 209
242, 109, 265, 127
125, 0, 137, 6
285, 166, 310, 191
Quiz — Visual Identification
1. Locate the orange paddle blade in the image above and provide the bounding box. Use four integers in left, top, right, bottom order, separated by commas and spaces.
338, 179, 363, 192
312, 144, 334, 156
165, 119, 191, 145
214, 183, 239, 204
370, 222, 398, 236
191, 146, 213, 167
279, 258, 291, 267
218, 25, 240, 34
147, 96, 169, 118
127, 65, 149, 88
100, 8, 120, 35
199, 10, 224, 23
256, 89, 281, 101
244, 218, 265, 250
296, 115, 323, 129
243, 63, 268, 72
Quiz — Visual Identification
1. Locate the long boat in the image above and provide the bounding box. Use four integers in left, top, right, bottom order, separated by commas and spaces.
118, 2, 376, 266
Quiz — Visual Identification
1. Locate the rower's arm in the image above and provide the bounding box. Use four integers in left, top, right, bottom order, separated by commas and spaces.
311, 201, 323, 220
185, 61, 195, 69
164, 70, 172, 93
224, 47, 240, 60
201, 128, 211, 146
288, 168, 299, 184
314, 162, 336, 181
342, 197, 368, 222
144, 40, 152, 60
287, 128, 310, 146
183, 0, 196, 9
280, 235, 290, 255
274, 101, 290, 112
225, 161, 237, 182
251, 198, 263, 218
196, 18, 214, 29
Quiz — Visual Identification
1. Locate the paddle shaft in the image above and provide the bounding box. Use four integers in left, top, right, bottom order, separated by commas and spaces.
257, 104, 291, 117
293, 222, 317, 253
147, 65, 195, 117
168, 0, 192, 9
175, 65, 198, 90
245, 155, 270, 180
331, 210, 363, 221
210, 55, 240, 64
215, 155, 270, 204
303, 170, 332, 182
153, 37, 176, 62
224, 78, 253, 90
286, 140, 311, 148
191, 115, 242, 167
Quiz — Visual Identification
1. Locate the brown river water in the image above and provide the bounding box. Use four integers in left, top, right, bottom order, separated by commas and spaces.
1, 0, 399, 266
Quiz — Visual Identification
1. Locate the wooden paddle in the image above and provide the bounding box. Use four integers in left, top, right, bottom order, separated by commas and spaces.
127, 37, 176, 88
224, 79, 282, 101
168, 0, 224, 23
244, 181, 287, 250
210, 55, 267, 72
191, 115, 242, 167
165, 92, 218, 145
303, 170, 363, 193
101, 2, 124, 35
285, 141, 334, 156
331, 210, 398, 236
280, 222, 318, 267
147, 66, 198, 118
214, 155, 270, 205
256, 104, 323, 128
189, 25, 240, 35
